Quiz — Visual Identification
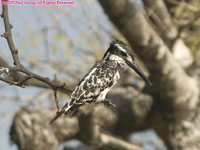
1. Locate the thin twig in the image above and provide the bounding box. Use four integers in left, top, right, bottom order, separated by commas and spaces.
2, 3, 20, 66
17, 76, 31, 87
0, 76, 24, 87
0, 58, 73, 93
53, 88, 60, 111
1, 3, 72, 110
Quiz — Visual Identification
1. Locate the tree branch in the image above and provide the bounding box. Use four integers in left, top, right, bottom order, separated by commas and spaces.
98, 0, 199, 111
1, 3, 72, 110
78, 105, 143, 150
1, 3, 20, 66
98, 1, 200, 149
0, 56, 74, 93
143, 0, 193, 68
143, 0, 177, 47
10, 87, 151, 150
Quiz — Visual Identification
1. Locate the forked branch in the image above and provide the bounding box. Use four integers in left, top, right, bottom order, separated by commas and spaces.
1, 4, 72, 110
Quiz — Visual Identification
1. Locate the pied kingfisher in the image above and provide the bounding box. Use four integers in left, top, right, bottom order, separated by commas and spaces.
49, 40, 151, 124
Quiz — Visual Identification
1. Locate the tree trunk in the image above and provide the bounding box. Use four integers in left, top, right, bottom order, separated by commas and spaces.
98, 0, 200, 149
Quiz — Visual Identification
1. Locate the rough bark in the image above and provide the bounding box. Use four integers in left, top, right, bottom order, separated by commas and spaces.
10, 107, 78, 150
98, 0, 200, 149
10, 86, 152, 150
143, 0, 193, 68
98, 0, 199, 113
143, 0, 177, 47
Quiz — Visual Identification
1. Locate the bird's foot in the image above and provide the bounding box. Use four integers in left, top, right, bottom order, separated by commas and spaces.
69, 109, 79, 118
102, 100, 116, 107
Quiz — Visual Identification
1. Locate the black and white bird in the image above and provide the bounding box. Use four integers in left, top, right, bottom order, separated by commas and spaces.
49, 39, 151, 124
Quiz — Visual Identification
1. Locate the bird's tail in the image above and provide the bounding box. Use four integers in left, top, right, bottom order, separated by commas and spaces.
49, 101, 83, 124
49, 103, 69, 125
49, 109, 65, 125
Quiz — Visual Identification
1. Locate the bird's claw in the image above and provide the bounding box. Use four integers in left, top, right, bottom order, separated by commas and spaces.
102, 100, 116, 107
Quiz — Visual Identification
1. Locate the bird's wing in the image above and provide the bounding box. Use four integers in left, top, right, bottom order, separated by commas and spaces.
69, 60, 119, 105
49, 60, 120, 124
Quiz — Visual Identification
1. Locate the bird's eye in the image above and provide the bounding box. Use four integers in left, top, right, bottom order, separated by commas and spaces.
121, 51, 127, 57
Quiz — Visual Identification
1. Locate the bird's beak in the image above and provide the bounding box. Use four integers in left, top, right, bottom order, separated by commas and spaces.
125, 60, 152, 86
